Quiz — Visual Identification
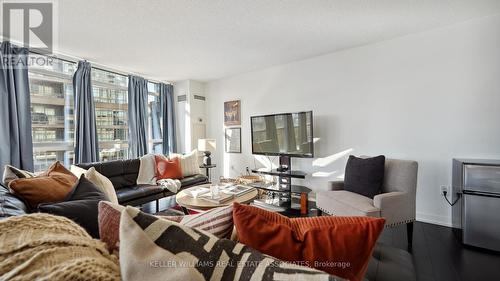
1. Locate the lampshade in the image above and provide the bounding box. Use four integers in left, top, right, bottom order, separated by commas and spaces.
198, 139, 216, 152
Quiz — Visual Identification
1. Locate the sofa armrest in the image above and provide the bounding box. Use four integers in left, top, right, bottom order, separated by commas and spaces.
329, 181, 345, 191
373, 191, 414, 226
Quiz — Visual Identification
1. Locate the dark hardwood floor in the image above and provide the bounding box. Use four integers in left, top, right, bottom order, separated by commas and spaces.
143, 197, 500, 281
380, 222, 500, 281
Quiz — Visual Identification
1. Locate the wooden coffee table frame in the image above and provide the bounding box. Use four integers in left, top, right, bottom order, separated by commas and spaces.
176, 184, 258, 214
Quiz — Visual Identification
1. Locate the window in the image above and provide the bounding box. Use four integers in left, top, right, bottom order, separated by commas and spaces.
147, 82, 163, 154
28, 54, 76, 172
28, 54, 166, 170
91, 68, 129, 161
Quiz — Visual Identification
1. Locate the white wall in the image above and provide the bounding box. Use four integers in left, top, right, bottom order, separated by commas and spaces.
204, 14, 500, 227
174, 80, 207, 153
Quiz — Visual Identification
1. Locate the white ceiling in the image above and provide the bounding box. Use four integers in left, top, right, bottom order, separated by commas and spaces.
53, 0, 500, 81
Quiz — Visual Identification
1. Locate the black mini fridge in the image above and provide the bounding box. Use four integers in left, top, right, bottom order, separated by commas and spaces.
452, 159, 500, 251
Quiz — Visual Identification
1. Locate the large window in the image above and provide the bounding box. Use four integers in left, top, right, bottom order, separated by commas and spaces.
28, 54, 165, 172
28, 54, 75, 172
147, 82, 163, 154
91, 68, 129, 161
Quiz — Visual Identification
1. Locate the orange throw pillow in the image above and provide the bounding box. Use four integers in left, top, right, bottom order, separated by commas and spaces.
155, 155, 183, 180
8, 161, 78, 209
233, 202, 385, 281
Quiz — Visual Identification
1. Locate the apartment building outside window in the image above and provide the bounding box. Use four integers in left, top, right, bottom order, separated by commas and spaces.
28, 54, 165, 171
91, 68, 129, 162
28, 54, 76, 172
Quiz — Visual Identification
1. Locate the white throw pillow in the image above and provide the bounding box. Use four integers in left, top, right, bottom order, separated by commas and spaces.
70, 165, 119, 204
70, 165, 87, 178
136, 154, 157, 185
171, 150, 200, 177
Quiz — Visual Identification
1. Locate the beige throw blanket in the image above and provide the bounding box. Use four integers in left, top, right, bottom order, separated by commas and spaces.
0, 213, 120, 281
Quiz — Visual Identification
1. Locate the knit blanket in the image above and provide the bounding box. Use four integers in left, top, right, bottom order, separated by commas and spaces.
0, 213, 120, 281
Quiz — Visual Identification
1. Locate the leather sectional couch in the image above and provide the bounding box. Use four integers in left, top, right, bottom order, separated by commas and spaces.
76, 158, 208, 207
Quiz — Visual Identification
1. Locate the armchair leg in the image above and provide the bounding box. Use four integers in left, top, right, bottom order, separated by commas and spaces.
317, 209, 323, 216
407, 222, 414, 249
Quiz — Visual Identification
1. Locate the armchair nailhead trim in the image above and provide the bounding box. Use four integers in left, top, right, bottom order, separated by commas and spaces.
316, 206, 415, 227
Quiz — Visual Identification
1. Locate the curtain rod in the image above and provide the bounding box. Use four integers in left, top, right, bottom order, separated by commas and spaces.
29, 49, 172, 85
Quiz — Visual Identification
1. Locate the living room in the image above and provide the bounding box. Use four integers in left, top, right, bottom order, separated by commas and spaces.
1, 1, 500, 281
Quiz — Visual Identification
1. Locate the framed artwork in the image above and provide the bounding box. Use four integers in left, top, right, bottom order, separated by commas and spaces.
225, 127, 241, 153
224, 100, 241, 126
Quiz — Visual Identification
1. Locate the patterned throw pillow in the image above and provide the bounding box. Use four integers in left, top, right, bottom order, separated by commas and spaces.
98, 201, 234, 253
119, 206, 344, 281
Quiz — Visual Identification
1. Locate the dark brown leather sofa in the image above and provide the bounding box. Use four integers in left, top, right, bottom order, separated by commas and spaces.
76, 158, 208, 208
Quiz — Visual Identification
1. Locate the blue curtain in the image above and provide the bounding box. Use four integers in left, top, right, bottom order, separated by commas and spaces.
0, 42, 34, 178
128, 75, 148, 158
159, 83, 176, 155
73, 61, 99, 163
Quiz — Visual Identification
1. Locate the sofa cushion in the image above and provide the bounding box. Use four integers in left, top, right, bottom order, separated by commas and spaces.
344, 155, 385, 199
0, 183, 29, 218
115, 184, 164, 203
317, 190, 380, 217
77, 159, 140, 189
119, 206, 342, 281
38, 175, 108, 238
8, 161, 78, 209
179, 174, 208, 188
233, 202, 385, 281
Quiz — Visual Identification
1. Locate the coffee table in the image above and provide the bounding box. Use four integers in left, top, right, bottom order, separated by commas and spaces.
176, 184, 258, 214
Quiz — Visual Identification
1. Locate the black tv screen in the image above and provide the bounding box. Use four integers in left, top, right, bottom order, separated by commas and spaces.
251, 111, 314, 158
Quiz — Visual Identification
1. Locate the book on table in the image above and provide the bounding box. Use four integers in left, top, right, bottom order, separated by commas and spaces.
199, 192, 234, 204
220, 184, 254, 197
187, 187, 210, 198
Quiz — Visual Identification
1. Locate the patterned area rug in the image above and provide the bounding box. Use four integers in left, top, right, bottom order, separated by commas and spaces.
152, 208, 184, 216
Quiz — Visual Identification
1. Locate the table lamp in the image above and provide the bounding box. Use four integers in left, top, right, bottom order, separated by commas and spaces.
198, 139, 216, 166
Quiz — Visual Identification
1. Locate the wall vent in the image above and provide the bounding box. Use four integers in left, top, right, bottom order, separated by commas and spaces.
177, 95, 187, 102
194, 95, 206, 101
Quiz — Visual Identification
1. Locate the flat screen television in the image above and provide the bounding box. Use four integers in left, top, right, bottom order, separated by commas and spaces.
251, 111, 314, 158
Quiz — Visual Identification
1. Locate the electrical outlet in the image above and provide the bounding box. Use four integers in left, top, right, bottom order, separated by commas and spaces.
440, 185, 449, 195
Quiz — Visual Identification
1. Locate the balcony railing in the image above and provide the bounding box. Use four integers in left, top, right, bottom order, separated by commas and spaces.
32, 114, 65, 125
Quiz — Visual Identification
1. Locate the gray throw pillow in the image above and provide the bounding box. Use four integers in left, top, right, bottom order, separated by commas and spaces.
2, 165, 35, 187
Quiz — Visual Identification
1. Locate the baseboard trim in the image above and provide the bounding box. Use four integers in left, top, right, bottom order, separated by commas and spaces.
416, 212, 453, 227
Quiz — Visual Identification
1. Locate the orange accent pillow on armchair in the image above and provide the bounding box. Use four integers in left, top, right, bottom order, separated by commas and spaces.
233, 202, 385, 281
154, 155, 183, 180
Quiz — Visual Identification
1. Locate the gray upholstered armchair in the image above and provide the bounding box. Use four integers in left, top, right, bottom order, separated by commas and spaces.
316, 158, 418, 245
